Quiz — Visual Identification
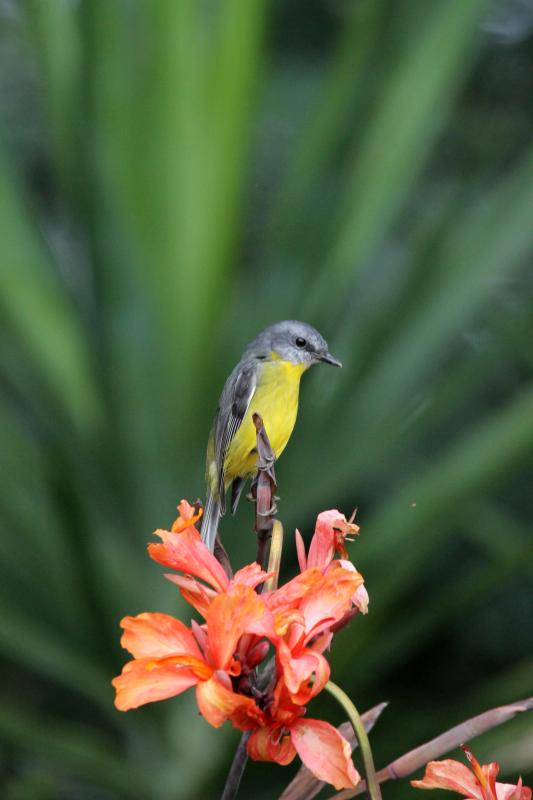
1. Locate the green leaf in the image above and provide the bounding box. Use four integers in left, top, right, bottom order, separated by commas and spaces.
304, 0, 489, 314
0, 152, 101, 432
0, 702, 147, 797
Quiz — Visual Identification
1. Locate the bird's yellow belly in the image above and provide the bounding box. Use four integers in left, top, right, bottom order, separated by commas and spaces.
224, 360, 305, 484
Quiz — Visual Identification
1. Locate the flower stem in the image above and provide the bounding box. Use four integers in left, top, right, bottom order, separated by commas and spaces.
220, 731, 251, 800
325, 681, 382, 800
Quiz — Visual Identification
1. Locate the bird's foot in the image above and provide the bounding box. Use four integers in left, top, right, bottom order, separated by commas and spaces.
257, 501, 278, 516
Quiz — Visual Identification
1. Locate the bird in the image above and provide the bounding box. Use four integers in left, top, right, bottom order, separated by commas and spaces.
201, 320, 341, 551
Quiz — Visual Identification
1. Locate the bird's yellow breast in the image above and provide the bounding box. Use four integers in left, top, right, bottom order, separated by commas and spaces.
223, 358, 306, 485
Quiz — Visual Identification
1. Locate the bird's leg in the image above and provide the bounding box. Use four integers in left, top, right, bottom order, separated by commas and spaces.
251, 413, 278, 573
257, 501, 278, 517
253, 413, 278, 514
247, 483, 278, 516
246, 487, 256, 503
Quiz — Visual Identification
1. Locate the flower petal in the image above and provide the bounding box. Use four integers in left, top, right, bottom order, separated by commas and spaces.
149, 527, 229, 593
278, 643, 330, 704
299, 562, 363, 637
290, 718, 361, 790
119, 612, 203, 659
273, 608, 305, 639
308, 630, 333, 654
171, 499, 203, 532
248, 726, 296, 765
295, 529, 307, 572
206, 584, 271, 669
270, 679, 304, 725
164, 573, 216, 617
353, 583, 369, 614
338, 560, 369, 613
232, 562, 273, 589
195, 672, 264, 729
496, 779, 532, 800
112, 657, 200, 711
306, 510, 338, 569
266, 568, 324, 613
411, 760, 483, 799
307, 510, 359, 569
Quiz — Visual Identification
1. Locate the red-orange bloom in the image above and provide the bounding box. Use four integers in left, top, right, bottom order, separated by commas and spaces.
170, 499, 203, 532
149, 502, 230, 595
412, 746, 531, 800
148, 501, 271, 617
113, 584, 269, 730
266, 562, 363, 704
247, 683, 360, 791
113, 500, 369, 793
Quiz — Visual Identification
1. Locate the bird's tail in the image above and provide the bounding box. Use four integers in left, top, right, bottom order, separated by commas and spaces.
201, 491, 221, 553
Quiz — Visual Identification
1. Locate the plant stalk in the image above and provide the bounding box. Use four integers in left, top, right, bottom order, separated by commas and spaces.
220, 731, 251, 800
325, 681, 382, 800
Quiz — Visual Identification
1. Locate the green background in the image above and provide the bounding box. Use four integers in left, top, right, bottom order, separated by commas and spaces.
0, 1, 532, 798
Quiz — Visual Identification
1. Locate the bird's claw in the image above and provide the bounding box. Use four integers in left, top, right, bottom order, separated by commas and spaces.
257, 502, 278, 516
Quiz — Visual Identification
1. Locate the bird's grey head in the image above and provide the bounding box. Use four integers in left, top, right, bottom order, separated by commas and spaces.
243, 320, 342, 369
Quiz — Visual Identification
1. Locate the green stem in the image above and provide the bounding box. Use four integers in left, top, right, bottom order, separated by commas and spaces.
325, 681, 382, 800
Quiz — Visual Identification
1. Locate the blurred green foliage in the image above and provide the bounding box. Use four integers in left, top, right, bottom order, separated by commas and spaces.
0, 1, 532, 798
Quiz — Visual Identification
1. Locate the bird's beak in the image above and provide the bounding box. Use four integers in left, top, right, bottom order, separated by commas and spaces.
319, 351, 342, 368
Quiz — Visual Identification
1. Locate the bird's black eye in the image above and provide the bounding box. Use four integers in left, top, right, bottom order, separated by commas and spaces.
295, 337, 307, 348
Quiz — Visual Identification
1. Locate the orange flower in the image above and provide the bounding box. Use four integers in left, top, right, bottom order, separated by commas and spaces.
170, 499, 203, 532
113, 584, 269, 730
412, 746, 531, 800
149, 504, 230, 595
113, 499, 369, 793
266, 562, 363, 704
247, 683, 360, 791
148, 501, 271, 617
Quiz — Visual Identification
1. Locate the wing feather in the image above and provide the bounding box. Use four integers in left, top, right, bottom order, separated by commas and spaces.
213, 360, 257, 514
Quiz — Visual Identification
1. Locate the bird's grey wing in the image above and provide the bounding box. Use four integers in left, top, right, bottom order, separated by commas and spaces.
214, 359, 258, 514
